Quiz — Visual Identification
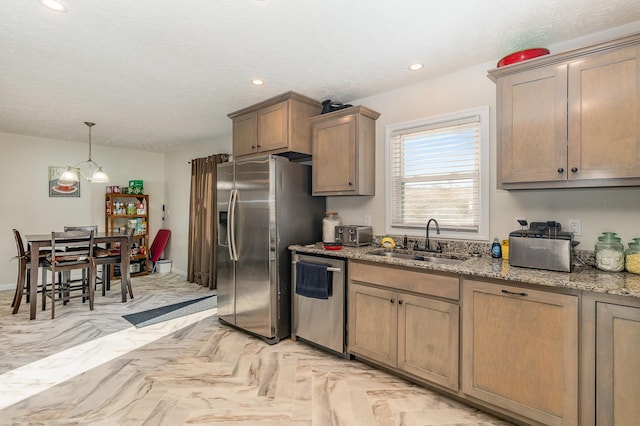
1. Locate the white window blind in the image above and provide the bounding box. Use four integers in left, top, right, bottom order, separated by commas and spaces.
388, 108, 488, 237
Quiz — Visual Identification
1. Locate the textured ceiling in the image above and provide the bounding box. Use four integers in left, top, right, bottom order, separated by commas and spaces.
2, 0, 640, 152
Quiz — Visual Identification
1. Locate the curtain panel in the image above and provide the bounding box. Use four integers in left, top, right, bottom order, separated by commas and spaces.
188, 154, 229, 288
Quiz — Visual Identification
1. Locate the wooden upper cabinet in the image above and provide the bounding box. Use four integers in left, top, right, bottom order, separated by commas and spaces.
232, 111, 258, 157
568, 45, 640, 181
228, 92, 321, 159
489, 32, 640, 189
497, 64, 568, 185
311, 106, 380, 196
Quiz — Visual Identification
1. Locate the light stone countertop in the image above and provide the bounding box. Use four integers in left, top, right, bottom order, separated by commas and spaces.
290, 243, 640, 300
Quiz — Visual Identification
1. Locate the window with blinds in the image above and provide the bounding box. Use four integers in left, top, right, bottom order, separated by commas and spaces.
386, 106, 489, 240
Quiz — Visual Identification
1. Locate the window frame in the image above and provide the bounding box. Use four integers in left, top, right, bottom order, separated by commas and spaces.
384, 106, 490, 241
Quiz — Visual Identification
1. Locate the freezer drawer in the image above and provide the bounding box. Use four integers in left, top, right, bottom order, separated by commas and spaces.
292, 253, 346, 356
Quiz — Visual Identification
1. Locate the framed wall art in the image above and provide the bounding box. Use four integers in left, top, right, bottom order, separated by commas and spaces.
49, 166, 80, 197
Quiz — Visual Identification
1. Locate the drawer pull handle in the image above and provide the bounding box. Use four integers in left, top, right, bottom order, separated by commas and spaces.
501, 289, 528, 297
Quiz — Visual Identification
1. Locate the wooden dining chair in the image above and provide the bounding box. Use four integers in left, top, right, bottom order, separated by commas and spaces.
11, 229, 47, 314
42, 230, 96, 319
95, 226, 135, 298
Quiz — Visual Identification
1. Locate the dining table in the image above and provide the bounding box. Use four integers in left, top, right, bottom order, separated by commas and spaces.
25, 232, 132, 320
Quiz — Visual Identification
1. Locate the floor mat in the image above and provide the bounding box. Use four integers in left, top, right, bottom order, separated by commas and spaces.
122, 295, 217, 327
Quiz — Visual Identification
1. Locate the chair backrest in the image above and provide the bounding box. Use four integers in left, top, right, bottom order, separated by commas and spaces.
149, 229, 171, 262
13, 228, 26, 258
64, 225, 98, 233
51, 230, 95, 259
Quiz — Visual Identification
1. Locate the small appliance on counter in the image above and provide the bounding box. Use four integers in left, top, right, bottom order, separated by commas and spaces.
334, 225, 372, 246
508, 221, 575, 272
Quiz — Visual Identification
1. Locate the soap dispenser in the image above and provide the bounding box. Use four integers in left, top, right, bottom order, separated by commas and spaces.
491, 237, 502, 259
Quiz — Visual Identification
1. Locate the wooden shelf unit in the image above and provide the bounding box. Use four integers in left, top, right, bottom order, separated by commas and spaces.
104, 193, 150, 278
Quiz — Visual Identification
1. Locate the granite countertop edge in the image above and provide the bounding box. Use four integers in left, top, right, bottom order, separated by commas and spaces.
290, 244, 640, 300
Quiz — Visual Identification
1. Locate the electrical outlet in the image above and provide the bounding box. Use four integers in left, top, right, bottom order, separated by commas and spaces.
568, 218, 582, 236
364, 214, 371, 226
515, 216, 527, 229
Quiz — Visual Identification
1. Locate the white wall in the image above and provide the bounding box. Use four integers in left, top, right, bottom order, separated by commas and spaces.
163, 138, 231, 276
0, 132, 165, 287
328, 22, 640, 248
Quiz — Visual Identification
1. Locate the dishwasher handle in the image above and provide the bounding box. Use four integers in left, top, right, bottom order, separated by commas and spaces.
292, 260, 342, 273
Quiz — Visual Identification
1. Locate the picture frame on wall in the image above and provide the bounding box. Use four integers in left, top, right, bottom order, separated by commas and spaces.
49, 166, 81, 197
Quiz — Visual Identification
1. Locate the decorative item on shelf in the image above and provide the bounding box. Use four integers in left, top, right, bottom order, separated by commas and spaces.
497, 48, 550, 67
106, 185, 121, 194
128, 179, 144, 194
60, 122, 109, 183
321, 100, 353, 114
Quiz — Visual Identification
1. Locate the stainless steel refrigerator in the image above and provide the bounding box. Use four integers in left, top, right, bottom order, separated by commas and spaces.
216, 155, 325, 343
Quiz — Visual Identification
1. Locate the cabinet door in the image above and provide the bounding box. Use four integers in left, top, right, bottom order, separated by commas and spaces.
568, 45, 640, 180
258, 100, 288, 152
233, 112, 258, 157
397, 292, 459, 391
596, 303, 640, 426
312, 113, 356, 194
497, 64, 568, 185
462, 280, 578, 426
348, 282, 397, 366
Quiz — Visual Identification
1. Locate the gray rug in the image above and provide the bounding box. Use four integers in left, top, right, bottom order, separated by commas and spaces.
123, 295, 217, 328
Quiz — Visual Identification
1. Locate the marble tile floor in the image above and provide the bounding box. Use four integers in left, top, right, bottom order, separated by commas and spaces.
0, 273, 513, 425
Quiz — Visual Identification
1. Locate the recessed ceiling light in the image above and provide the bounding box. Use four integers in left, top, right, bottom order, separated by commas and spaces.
251, 79, 265, 86
40, 0, 68, 13
408, 63, 424, 71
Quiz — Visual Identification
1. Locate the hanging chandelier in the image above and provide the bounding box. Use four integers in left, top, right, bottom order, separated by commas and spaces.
60, 121, 109, 183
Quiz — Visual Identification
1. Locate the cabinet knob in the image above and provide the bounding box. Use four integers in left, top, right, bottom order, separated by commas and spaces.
398, 300, 403, 305
348, 182, 353, 186
557, 167, 564, 173
390, 298, 395, 304
251, 145, 256, 149
571, 167, 578, 173
257, 145, 261, 148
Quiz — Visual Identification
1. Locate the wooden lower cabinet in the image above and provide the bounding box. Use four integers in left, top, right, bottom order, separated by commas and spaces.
348, 262, 460, 391
596, 302, 640, 426
397, 292, 459, 390
348, 282, 397, 366
462, 279, 579, 426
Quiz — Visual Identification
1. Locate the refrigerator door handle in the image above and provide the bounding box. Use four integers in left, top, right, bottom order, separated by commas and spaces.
228, 188, 239, 261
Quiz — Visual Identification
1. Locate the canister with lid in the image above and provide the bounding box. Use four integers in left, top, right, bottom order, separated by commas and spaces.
322, 212, 341, 243
625, 242, 640, 274
595, 232, 625, 272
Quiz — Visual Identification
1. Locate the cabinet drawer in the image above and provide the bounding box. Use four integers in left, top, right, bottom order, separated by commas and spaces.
350, 260, 459, 300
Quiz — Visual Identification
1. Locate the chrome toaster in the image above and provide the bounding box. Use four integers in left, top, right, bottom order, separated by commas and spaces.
335, 225, 373, 246
508, 222, 574, 272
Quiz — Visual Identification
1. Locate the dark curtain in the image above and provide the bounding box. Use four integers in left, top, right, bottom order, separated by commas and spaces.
187, 153, 229, 289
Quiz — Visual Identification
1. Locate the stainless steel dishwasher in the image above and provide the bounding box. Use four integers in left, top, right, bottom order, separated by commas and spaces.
292, 252, 347, 357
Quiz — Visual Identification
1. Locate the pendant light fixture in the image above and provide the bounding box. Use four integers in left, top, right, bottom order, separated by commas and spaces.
60, 122, 109, 183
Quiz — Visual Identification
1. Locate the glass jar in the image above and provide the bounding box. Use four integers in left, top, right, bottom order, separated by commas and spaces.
595, 232, 625, 272
625, 242, 640, 274
322, 212, 341, 243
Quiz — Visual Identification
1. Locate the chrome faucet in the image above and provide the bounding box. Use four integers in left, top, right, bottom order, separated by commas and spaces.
422, 218, 441, 252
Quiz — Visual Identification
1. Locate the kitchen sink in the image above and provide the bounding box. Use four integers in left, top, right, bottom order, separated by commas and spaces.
367, 249, 467, 265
